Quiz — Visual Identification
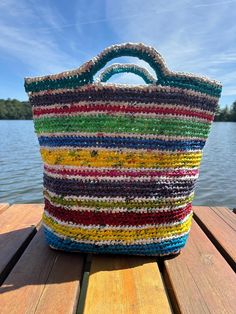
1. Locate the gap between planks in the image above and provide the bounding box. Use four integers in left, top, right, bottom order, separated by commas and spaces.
0, 227, 85, 314
163, 219, 236, 314
0, 204, 44, 285
193, 206, 236, 271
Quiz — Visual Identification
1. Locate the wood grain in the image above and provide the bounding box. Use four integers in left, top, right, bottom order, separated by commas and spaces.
0, 204, 44, 284
0, 227, 85, 314
163, 220, 236, 314
84, 255, 171, 314
0, 203, 9, 215
193, 206, 236, 271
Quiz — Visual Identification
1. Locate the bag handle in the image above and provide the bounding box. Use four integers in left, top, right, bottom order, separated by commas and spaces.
82, 43, 168, 84
25, 42, 222, 97
96, 63, 156, 84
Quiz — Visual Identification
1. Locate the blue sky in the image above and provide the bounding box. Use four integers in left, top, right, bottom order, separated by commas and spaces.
0, 0, 236, 107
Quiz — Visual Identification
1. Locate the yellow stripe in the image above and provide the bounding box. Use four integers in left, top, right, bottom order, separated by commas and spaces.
43, 213, 193, 242
40, 148, 202, 169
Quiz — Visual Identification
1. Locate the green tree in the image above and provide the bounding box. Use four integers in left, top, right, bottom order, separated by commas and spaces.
0, 99, 32, 120
220, 105, 230, 121
229, 101, 236, 122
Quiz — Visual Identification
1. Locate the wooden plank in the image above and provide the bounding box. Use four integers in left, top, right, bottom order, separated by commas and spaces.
84, 255, 172, 314
0, 204, 44, 284
210, 206, 236, 230
193, 206, 236, 271
0, 203, 9, 215
0, 227, 85, 314
163, 220, 236, 314
194, 206, 236, 232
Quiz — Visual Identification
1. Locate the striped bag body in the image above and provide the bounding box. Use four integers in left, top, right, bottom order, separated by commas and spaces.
24, 43, 222, 256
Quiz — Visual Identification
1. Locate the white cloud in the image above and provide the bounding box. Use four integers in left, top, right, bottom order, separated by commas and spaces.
0, 0, 79, 75
104, 0, 236, 101
194, 0, 236, 8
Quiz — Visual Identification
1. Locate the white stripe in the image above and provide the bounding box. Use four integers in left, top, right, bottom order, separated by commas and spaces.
44, 163, 200, 172
38, 131, 207, 142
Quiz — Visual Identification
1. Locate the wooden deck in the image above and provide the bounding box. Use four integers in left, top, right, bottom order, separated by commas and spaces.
0, 204, 235, 314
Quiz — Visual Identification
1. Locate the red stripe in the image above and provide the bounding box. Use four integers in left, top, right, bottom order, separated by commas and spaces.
33, 103, 213, 121
44, 199, 192, 226
44, 165, 199, 178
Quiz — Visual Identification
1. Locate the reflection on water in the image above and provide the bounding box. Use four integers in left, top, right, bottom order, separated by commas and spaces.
0, 121, 235, 208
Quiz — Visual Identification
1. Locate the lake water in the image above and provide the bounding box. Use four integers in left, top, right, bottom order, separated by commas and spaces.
0, 121, 236, 208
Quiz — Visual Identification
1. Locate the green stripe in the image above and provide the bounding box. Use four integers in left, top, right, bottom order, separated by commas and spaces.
34, 115, 210, 138
25, 76, 221, 97
46, 192, 194, 210
25, 74, 92, 93
163, 78, 221, 97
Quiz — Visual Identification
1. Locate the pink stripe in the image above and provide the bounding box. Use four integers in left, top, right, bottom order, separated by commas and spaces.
44, 165, 199, 178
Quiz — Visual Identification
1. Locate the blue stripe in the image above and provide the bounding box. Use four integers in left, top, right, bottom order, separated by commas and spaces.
39, 135, 205, 151
44, 227, 189, 256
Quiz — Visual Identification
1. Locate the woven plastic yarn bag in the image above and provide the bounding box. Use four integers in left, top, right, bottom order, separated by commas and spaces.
24, 43, 222, 256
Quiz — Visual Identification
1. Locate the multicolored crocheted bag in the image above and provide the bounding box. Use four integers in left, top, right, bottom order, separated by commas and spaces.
24, 43, 222, 256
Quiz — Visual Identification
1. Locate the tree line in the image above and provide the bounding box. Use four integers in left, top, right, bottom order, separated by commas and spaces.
214, 101, 236, 122
0, 98, 32, 119
0, 98, 236, 121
